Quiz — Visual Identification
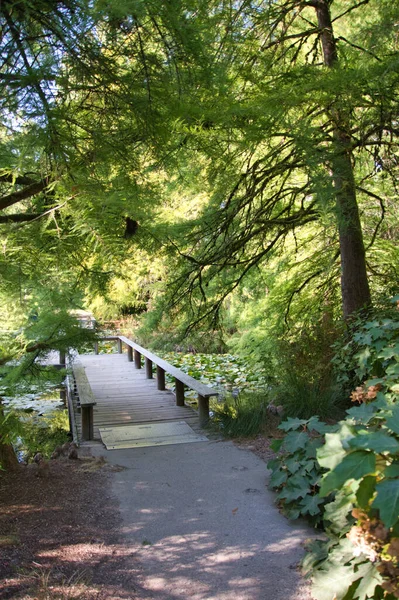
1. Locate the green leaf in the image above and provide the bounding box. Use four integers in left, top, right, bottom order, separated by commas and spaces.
279, 417, 308, 432
345, 403, 376, 424
277, 473, 310, 502
270, 438, 283, 452
348, 431, 399, 454
269, 468, 288, 489
285, 455, 301, 474
317, 432, 346, 470
356, 476, 376, 509
320, 451, 376, 497
266, 458, 280, 471
283, 430, 309, 453
305, 437, 324, 459
353, 561, 383, 600
324, 490, 353, 532
307, 416, 333, 434
299, 494, 324, 516
384, 463, 399, 478
312, 563, 364, 600
386, 407, 399, 435
373, 479, 399, 528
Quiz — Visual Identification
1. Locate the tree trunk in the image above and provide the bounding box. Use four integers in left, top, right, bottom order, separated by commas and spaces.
315, 1, 372, 319
0, 399, 19, 471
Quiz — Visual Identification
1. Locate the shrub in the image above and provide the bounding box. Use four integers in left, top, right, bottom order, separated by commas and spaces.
270, 307, 399, 600
267, 416, 336, 526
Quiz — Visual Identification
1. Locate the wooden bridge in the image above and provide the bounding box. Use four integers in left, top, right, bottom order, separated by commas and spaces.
65, 336, 218, 444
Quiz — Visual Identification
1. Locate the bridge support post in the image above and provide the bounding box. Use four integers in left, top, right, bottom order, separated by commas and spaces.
156, 366, 165, 390
94, 342, 99, 355
198, 395, 209, 428
81, 406, 94, 441
145, 358, 153, 379
59, 350, 66, 366
175, 379, 185, 406
127, 346, 133, 362
117, 338, 123, 354
134, 350, 141, 369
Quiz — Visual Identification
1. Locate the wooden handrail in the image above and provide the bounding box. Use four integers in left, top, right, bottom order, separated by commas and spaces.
95, 335, 218, 426
73, 360, 96, 440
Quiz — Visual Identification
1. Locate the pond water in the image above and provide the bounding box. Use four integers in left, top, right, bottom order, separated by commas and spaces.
1, 385, 65, 417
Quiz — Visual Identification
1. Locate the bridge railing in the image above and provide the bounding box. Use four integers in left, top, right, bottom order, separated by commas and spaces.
94, 335, 218, 427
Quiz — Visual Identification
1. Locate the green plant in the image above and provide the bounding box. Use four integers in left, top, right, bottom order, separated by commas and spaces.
17, 410, 70, 460
304, 312, 399, 600
211, 391, 271, 437
274, 371, 344, 420
304, 395, 399, 600
267, 416, 336, 526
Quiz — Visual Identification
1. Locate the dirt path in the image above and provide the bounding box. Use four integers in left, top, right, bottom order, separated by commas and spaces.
0, 455, 140, 599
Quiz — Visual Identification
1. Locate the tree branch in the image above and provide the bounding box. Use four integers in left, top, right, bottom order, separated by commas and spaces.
0, 178, 50, 211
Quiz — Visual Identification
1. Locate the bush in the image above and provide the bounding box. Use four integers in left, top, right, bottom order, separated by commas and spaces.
269, 307, 399, 600
267, 416, 336, 526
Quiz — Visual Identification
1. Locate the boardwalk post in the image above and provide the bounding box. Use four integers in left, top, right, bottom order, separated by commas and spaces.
175, 379, 185, 406
156, 366, 165, 390
94, 342, 99, 355
117, 338, 123, 354
127, 346, 133, 362
60, 386, 66, 405
59, 350, 66, 366
81, 406, 94, 441
198, 395, 210, 427
134, 350, 141, 369
145, 358, 153, 379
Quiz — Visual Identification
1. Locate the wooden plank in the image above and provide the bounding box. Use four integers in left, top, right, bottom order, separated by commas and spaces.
73, 362, 96, 406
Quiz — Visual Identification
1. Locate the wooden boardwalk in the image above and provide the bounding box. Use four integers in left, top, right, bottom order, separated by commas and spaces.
73, 353, 198, 442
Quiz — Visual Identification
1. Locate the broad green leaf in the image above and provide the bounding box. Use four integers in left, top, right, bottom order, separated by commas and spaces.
386, 407, 399, 435
299, 494, 324, 516
373, 479, 399, 528
317, 433, 346, 469
270, 438, 283, 452
283, 430, 309, 453
356, 476, 376, 509
307, 416, 333, 434
312, 563, 363, 600
285, 455, 301, 474
277, 473, 310, 502
320, 451, 376, 497
283, 506, 301, 520
353, 562, 383, 600
269, 468, 288, 488
384, 463, 399, 478
279, 417, 308, 432
324, 490, 353, 531
348, 431, 399, 454
305, 437, 324, 459
345, 403, 376, 424
266, 458, 280, 471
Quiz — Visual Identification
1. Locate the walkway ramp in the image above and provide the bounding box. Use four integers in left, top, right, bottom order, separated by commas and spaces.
72, 353, 201, 442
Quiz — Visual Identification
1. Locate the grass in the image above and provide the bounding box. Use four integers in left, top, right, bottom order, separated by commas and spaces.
274, 372, 345, 420
210, 391, 273, 438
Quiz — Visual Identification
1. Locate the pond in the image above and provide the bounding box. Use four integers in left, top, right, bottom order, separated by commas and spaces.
1, 381, 70, 461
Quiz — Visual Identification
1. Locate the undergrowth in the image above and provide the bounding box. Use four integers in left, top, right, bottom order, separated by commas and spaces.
210, 391, 272, 437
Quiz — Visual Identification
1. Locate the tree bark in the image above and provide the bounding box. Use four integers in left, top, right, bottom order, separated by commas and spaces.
315, 1, 371, 319
0, 399, 19, 471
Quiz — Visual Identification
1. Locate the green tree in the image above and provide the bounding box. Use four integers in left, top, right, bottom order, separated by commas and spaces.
162, 0, 399, 327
